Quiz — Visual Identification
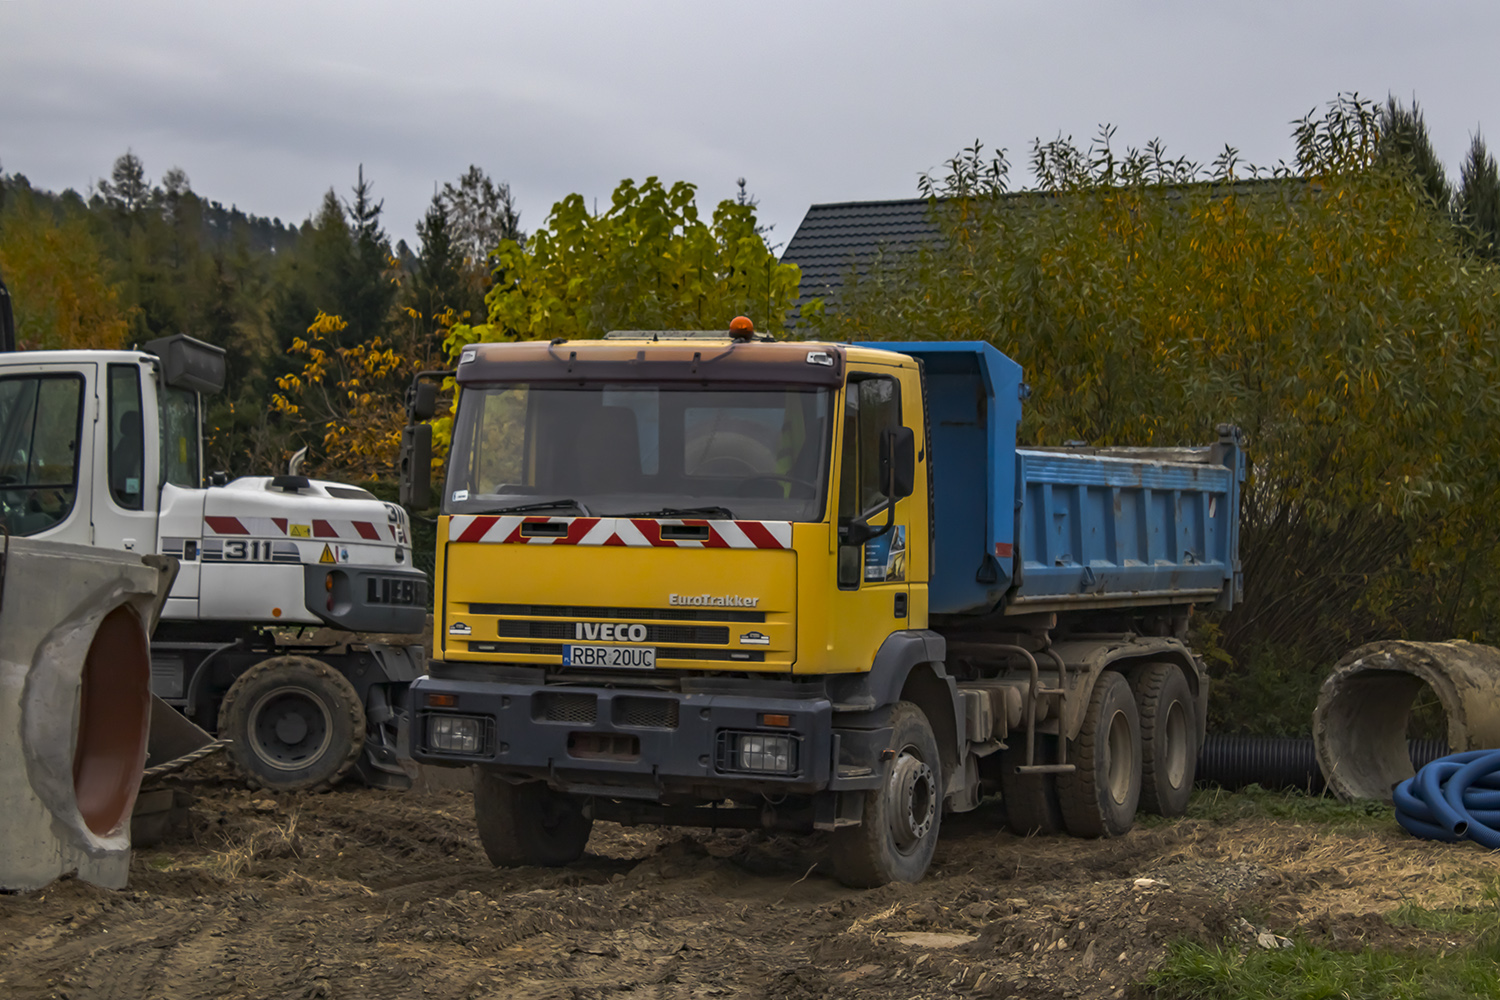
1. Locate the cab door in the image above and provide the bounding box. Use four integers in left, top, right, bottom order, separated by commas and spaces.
826, 370, 915, 665
89, 361, 161, 553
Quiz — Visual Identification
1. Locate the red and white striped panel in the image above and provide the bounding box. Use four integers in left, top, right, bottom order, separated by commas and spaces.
448, 516, 792, 549
203, 516, 393, 541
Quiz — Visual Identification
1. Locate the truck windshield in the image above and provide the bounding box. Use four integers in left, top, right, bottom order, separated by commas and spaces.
445, 383, 832, 522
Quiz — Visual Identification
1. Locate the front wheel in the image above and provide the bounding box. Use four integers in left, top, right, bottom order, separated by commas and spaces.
830, 702, 943, 887
218, 655, 365, 792
473, 769, 593, 867
1058, 671, 1142, 838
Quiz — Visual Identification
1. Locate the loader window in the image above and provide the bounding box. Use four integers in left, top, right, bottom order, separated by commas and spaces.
158, 386, 200, 488
0, 374, 84, 536
107, 364, 144, 509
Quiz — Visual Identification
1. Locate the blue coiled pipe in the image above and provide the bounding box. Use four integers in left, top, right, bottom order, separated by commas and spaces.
1393, 749, 1500, 848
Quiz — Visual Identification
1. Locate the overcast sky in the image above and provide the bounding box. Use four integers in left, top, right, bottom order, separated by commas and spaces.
3, 1, 1498, 252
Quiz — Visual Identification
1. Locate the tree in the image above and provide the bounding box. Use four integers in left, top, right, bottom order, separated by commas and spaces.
442, 166, 523, 268
403, 193, 466, 360
1378, 97, 1452, 211
810, 96, 1500, 725
270, 311, 436, 480
97, 150, 152, 214
0, 189, 132, 350
448, 176, 801, 352
341, 166, 398, 344
1457, 134, 1500, 260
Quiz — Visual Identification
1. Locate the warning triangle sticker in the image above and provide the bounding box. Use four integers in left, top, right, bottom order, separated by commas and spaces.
319, 544, 335, 564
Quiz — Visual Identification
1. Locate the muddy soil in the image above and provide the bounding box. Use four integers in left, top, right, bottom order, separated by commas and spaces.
3, 762, 1497, 1000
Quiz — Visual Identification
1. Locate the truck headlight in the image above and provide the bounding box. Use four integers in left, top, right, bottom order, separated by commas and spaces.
717, 731, 798, 774
426, 715, 487, 755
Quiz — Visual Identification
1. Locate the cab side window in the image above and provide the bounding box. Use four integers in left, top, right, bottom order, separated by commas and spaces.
0, 374, 84, 536
108, 364, 144, 510
838, 376, 901, 586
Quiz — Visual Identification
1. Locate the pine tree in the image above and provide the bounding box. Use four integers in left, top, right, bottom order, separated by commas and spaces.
1457, 134, 1500, 260
341, 165, 396, 343
97, 150, 152, 214
407, 193, 466, 344
1378, 97, 1452, 211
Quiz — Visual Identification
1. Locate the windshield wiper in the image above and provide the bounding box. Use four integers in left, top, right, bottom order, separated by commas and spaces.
483, 498, 592, 516
620, 505, 736, 519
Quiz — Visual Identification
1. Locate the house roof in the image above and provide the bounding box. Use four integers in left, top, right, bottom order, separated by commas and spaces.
778, 199, 939, 323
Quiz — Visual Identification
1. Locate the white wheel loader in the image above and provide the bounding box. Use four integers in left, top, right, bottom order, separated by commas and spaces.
0, 284, 428, 791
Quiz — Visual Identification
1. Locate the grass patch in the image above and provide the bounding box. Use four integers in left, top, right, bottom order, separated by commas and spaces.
1138, 935, 1500, 1000
1139, 786, 1395, 828
1141, 887, 1500, 1000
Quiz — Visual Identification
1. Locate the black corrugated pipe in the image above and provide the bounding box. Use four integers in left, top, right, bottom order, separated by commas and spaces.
1196, 735, 1450, 793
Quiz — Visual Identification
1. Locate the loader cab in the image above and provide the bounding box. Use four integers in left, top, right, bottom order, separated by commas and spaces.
0, 336, 224, 550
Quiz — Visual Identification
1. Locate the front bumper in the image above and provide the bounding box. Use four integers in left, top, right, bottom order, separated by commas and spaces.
408, 672, 888, 800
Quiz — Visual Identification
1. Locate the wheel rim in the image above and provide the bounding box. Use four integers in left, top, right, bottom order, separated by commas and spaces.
1106, 709, 1133, 805
888, 746, 937, 853
247, 684, 334, 771
1164, 700, 1189, 789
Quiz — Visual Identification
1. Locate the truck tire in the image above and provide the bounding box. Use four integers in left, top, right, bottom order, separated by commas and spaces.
218, 655, 365, 793
1131, 662, 1197, 817
830, 702, 943, 887
472, 768, 593, 867
999, 735, 1064, 836
1058, 671, 1142, 838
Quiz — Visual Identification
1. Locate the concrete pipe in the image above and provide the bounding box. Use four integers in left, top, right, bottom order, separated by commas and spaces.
0, 538, 168, 891
1313, 640, 1500, 802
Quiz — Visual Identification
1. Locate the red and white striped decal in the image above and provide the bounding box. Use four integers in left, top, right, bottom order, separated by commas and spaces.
448, 516, 792, 549
203, 516, 393, 540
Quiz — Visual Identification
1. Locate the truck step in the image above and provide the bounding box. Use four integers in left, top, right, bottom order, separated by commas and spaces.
1013, 764, 1077, 775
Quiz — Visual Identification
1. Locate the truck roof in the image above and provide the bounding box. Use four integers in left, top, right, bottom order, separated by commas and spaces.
456, 337, 923, 387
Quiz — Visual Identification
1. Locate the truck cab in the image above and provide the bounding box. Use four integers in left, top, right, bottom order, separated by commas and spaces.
407, 324, 1242, 884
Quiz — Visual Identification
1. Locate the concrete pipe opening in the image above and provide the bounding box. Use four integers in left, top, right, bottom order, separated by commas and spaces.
1314, 640, 1500, 801
72, 605, 151, 836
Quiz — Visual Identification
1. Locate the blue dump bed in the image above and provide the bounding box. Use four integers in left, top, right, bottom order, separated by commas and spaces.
861, 342, 1244, 618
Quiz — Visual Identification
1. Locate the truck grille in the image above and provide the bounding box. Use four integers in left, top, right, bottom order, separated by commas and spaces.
613, 696, 679, 729
535, 692, 597, 723
471, 602, 765, 624
496, 620, 729, 644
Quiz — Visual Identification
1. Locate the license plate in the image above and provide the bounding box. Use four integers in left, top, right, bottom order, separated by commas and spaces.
562, 644, 657, 669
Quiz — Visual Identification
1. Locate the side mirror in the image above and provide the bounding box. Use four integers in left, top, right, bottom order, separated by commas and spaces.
399, 423, 433, 508
409, 380, 439, 422
879, 426, 916, 500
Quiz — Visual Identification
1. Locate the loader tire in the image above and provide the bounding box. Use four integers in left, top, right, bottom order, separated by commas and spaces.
1131, 662, 1197, 817
473, 769, 592, 867
1058, 671, 1142, 838
830, 702, 943, 887
219, 655, 365, 793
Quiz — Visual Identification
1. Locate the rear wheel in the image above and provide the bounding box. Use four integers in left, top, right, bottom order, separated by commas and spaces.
1131, 663, 1198, 816
218, 655, 364, 792
999, 735, 1064, 836
473, 769, 593, 867
1058, 671, 1142, 838
831, 702, 943, 887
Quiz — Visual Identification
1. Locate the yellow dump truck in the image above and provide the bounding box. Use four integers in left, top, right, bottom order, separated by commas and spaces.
402, 322, 1243, 885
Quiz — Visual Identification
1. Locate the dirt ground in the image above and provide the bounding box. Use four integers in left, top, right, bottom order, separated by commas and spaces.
3, 763, 1498, 1000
